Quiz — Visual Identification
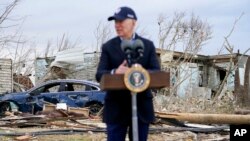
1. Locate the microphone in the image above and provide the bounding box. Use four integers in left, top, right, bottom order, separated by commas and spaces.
133, 39, 144, 59
121, 40, 133, 66
121, 39, 133, 54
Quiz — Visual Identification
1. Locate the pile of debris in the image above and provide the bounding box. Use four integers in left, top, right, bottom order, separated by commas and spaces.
1, 94, 250, 140
0, 102, 93, 128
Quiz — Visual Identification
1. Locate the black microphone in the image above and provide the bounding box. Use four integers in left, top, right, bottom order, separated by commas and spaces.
133, 39, 144, 59
121, 40, 133, 66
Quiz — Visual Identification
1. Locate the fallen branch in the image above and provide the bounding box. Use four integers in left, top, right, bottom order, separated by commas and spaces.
156, 112, 250, 125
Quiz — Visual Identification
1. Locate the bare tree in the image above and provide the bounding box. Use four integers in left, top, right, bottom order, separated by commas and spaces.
135, 24, 151, 39
213, 13, 250, 102
37, 33, 82, 58
93, 21, 112, 52
158, 12, 211, 53
158, 12, 212, 96
43, 40, 52, 58
0, 0, 22, 51
10, 33, 35, 76
56, 33, 80, 51
217, 13, 244, 55
0, 0, 34, 75
0, 0, 19, 25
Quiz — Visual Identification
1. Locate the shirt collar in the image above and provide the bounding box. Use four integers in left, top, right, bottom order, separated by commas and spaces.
120, 33, 136, 41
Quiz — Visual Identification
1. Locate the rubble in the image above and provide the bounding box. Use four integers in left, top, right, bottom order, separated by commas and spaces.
0, 94, 246, 140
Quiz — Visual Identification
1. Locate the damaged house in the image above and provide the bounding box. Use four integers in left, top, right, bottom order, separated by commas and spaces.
208, 53, 250, 105
159, 49, 250, 105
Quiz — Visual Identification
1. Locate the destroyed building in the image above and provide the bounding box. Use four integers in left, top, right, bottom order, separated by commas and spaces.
34, 48, 249, 104
158, 49, 250, 105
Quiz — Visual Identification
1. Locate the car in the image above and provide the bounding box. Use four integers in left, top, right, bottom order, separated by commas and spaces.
0, 79, 106, 116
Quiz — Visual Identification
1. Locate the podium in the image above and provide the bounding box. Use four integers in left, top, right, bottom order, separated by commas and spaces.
100, 71, 170, 90
100, 71, 170, 141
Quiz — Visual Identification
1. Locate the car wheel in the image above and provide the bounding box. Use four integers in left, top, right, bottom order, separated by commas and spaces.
0, 101, 20, 116
0, 102, 11, 115
88, 103, 103, 116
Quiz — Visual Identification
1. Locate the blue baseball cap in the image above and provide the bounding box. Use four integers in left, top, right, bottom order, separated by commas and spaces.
108, 6, 137, 21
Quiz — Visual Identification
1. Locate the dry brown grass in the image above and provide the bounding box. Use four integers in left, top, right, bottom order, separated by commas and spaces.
153, 94, 238, 114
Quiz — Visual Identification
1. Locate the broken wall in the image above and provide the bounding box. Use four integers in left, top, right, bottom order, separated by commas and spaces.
0, 59, 13, 94
176, 63, 210, 98
235, 56, 250, 106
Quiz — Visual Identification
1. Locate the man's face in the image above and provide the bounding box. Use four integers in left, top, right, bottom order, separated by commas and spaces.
115, 19, 136, 39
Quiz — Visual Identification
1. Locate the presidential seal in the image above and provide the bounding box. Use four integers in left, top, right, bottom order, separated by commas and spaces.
124, 64, 150, 93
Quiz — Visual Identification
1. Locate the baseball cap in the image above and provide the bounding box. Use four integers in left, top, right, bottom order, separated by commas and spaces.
108, 6, 137, 21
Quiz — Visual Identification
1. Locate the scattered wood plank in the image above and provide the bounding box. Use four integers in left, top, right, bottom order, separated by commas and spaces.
0, 115, 46, 121
68, 107, 89, 118
43, 104, 56, 112
15, 135, 32, 141
0, 115, 88, 127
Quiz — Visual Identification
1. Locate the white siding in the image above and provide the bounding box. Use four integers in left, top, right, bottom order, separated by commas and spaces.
0, 59, 12, 94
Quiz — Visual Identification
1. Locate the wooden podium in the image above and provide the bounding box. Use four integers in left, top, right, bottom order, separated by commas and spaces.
100, 71, 170, 91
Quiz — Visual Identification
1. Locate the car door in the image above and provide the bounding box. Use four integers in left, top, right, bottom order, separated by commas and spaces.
57, 82, 94, 108
26, 82, 63, 113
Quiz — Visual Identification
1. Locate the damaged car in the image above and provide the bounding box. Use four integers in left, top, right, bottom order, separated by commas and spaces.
0, 79, 106, 116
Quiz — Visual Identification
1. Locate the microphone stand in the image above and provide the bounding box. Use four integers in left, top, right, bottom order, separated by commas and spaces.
130, 62, 139, 141
131, 91, 139, 141
126, 57, 139, 141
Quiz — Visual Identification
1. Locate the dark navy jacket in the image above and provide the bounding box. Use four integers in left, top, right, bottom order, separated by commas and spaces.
96, 34, 160, 124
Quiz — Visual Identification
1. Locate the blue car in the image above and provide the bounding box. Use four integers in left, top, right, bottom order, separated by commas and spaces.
0, 79, 106, 116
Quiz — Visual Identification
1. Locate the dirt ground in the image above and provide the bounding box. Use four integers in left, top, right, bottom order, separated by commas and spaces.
0, 127, 229, 141
0, 119, 230, 141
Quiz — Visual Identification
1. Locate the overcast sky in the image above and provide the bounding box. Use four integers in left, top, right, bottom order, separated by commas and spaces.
9, 0, 250, 55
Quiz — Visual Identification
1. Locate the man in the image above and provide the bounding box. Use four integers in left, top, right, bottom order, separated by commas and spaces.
95, 6, 160, 141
